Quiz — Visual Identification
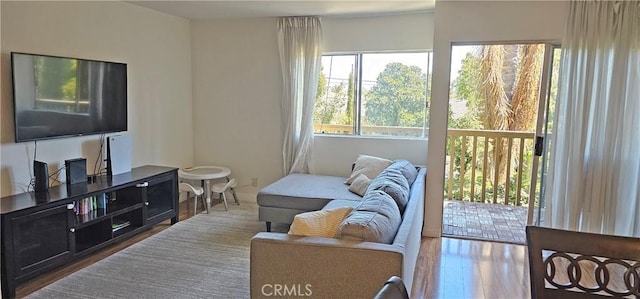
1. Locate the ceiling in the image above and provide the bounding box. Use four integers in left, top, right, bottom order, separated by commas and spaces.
128, 1, 435, 20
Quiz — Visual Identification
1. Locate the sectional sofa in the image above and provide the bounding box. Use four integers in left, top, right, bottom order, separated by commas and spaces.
251, 160, 426, 298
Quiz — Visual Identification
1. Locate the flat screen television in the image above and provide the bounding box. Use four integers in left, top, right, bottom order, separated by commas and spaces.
11, 52, 127, 142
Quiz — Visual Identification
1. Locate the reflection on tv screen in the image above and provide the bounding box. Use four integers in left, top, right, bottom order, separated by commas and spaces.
11, 53, 127, 142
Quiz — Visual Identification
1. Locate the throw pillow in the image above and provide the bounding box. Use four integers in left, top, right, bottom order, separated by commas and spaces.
348, 174, 371, 196
345, 155, 392, 185
288, 206, 354, 238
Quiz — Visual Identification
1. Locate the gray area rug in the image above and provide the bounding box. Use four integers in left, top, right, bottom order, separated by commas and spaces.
28, 198, 284, 299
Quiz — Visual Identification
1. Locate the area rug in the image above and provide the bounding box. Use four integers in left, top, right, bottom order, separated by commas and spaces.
27, 198, 280, 299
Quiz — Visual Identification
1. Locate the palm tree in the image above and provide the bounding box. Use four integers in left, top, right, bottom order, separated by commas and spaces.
479, 45, 511, 185
477, 44, 543, 196
510, 44, 544, 131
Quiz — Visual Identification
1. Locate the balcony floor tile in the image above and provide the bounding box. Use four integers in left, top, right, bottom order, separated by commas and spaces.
442, 200, 528, 244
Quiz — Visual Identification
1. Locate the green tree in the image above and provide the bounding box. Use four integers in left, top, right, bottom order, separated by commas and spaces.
317, 68, 327, 100
449, 52, 482, 129
345, 70, 354, 125
364, 62, 427, 127
313, 69, 328, 128
62, 77, 77, 100
36, 57, 75, 100
314, 82, 346, 125
453, 52, 482, 105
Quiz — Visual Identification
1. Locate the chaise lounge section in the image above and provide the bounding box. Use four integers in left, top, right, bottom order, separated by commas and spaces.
257, 173, 363, 231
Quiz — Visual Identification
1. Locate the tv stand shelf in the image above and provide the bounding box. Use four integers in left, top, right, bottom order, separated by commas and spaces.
0, 165, 179, 299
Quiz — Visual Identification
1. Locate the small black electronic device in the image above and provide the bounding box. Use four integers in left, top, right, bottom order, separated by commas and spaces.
65, 158, 87, 185
33, 160, 49, 192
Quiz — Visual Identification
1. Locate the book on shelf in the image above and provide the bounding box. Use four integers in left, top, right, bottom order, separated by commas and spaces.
112, 219, 131, 232
97, 193, 107, 209
75, 194, 107, 215
81, 209, 98, 223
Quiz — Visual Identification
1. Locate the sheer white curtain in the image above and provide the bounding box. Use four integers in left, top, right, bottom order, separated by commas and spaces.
545, 0, 640, 236
277, 17, 322, 175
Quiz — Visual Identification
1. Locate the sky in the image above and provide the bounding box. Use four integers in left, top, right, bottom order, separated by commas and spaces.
322, 46, 478, 91
450, 45, 477, 83
322, 52, 431, 90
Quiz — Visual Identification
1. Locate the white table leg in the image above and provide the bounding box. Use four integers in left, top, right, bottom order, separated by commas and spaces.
205, 179, 212, 211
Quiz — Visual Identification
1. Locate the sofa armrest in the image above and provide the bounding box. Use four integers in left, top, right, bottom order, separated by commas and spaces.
250, 232, 404, 299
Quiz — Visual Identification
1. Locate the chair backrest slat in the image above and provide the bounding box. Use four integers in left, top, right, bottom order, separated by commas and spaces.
526, 226, 640, 299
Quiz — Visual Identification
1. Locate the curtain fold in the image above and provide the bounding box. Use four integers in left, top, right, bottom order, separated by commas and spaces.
545, 0, 640, 236
277, 17, 322, 175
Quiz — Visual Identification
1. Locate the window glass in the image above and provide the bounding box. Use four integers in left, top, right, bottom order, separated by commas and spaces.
361, 53, 430, 137
314, 55, 356, 135
313, 52, 432, 138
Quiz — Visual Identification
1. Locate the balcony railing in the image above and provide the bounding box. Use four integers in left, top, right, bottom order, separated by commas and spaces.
447, 129, 535, 207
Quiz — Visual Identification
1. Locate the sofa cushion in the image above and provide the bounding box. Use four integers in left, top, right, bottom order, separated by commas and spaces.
388, 159, 419, 185
348, 174, 371, 196
367, 167, 411, 214
337, 190, 401, 244
288, 206, 354, 238
345, 155, 392, 185
258, 174, 363, 211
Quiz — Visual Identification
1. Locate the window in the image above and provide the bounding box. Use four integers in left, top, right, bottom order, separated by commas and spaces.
313, 52, 432, 138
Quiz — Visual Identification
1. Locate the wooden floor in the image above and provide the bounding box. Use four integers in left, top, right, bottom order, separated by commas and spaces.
411, 237, 530, 299
17, 197, 531, 299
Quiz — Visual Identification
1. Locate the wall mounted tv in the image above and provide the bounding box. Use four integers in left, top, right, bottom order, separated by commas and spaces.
11, 52, 127, 142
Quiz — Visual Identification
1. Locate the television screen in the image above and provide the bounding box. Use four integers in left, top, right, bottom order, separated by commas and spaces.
11, 52, 127, 142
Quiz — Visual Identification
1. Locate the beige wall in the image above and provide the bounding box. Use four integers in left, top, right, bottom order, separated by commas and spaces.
424, 0, 569, 237
313, 135, 428, 177
190, 12, 434, 193
0, 1, 193, 197
190, 18, 283, 194
323, 12, 434, 52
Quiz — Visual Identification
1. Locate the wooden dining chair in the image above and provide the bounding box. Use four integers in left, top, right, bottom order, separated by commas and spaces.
526, 225, 640, 299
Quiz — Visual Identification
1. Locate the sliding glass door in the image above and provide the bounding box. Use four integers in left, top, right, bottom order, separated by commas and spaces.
443, 42, 560, 243
533, 46, 562, 226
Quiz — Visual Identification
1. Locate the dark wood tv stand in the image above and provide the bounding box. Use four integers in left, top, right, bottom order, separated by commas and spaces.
0, 165, 179, 299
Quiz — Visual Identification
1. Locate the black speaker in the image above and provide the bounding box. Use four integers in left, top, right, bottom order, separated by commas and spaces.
33, 160, 49, 192
65, 158, 87, 185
